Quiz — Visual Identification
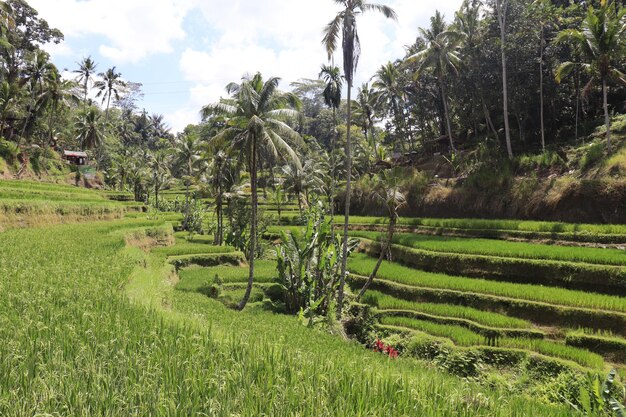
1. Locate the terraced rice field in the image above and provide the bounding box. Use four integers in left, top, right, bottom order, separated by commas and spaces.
2, 181, 626, 414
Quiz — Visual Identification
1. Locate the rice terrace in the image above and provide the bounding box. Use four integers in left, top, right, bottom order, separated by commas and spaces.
2, 0, 626, 415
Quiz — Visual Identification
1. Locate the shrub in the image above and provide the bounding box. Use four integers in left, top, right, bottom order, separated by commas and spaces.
579, 142, 604, 171
0, 139, 19, 165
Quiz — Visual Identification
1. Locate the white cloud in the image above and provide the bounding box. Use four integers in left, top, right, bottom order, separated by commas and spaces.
28, 0, 465, 132
29, 0, 195, 63
179, 0, 463, 107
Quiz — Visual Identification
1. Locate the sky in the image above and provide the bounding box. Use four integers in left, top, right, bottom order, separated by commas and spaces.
30, 0, 464, 133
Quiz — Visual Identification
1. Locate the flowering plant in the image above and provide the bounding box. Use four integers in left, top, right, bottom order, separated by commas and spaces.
372, 338, 399, 358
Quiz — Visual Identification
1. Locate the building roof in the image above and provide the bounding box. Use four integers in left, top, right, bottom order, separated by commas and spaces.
63, 150, 88, 158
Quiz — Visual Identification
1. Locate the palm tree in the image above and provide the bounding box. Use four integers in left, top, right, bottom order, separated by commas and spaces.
201, 73, 303, 310
73, 56, 97, 104
148, 150, 171, 209
322, 0, 397, 313
372, 61, 409, 150
19, 50, 55, 145
356, 168, 407, 301
94, 67, 124, 122
319, 64, 343, 230
270, 184, 288, 225
75, 107, 105, 151
201, 148, 236, 245
494, 0, 514, 158
352, 83, 378, 146
407, 11, 465, 155
173, 133, 201, 228
38, 68, 80, 146
555, 1, 626, 152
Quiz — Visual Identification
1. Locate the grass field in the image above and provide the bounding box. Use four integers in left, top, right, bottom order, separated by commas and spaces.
363, 290, 531, 329
351, 231, 626, 266
347, 216, 626, 236
3, 179, 626, 414
0, 219, 582, 416
349, 253, 626, 312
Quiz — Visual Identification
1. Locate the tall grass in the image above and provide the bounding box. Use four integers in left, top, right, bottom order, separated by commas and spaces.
351, 231, 626, 266
363, 291, 531, 329
381, 316, 485, 346
177, 261, 277, 292
350, 253, 626, 312
0, 220, 577, 416
380, 317, 604, 369
347, 215, 626, 236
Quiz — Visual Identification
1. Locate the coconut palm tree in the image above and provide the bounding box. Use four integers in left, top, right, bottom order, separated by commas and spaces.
173, 133, 201, 228
73, 56, 97, 104
148, 150, 171, 209
352, 83, 378, 146
38, 68, 80, 146
19, 50, 55, 145
200, 148, 236, 245
357, 168, 407, 301
372, 61, 409, 150
322, 0, 397, 313
94, 67, 124, 122
407, 11, 465, 155
494, 0, 514, 158
201, 73, 303, 310
555, 1, 626, 152
319, 64, 344, 229
75, 107, 105, 151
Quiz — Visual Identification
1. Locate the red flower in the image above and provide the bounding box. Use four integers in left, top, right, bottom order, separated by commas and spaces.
372, 338, 399, 358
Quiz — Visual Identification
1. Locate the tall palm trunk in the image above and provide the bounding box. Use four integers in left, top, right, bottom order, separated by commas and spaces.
338, 83, 352, 314
575, 68, 581, 143
603, 78, 611, 152
497, 0, 513, 158
357, 216, 395, 301
105, 92, 111, 122
441, 80, 455, 154
330, 106, 337, 234
539, 23, 546, 152
238, 138, 257, 311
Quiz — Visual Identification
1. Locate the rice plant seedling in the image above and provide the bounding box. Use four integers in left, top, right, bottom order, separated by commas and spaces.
351, 231, 626, 266
350, 253, 626, 312
379, 317, 604, 369
497, 339, 605, 369
363, 291, 531, 329
177, 261, 277, 292
346, 216, 626, 236
380, 316, 486, 346
152, 241, 237, 257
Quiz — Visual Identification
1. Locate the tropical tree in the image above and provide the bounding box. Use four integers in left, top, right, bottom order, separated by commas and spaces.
73, 56, 97, 104
74, 107, 105, 151
372, 61, 409, 150
148, 150, 171, 209
322, 0, 397, 313
357, 169, 407, 300
270, 183, 288, 224
407, 11, 465, 155
494, 0, 514, 158
173, 133, 201, 227
19, 49, 54, 144
38, 68, 80, 145
201, 148, 236, 245
201, 73, 303, 311
94, 67, 124, 122
319, 64, 343, 224
352, 83, 378, 145
555, 1, 626, 151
